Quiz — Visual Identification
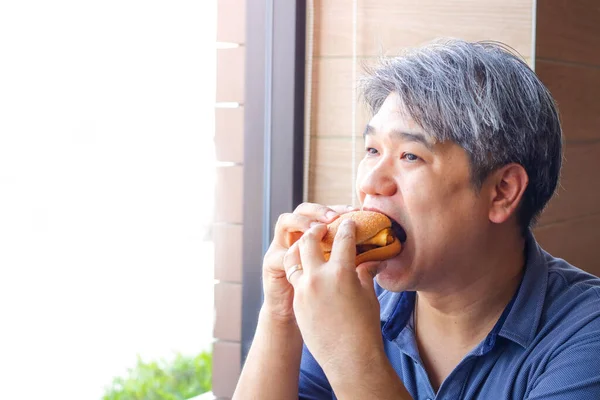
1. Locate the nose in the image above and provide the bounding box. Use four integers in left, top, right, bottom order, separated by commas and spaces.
357, 158, 398, 198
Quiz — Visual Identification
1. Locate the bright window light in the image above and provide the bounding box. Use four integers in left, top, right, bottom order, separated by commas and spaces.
0, 1, 217, 398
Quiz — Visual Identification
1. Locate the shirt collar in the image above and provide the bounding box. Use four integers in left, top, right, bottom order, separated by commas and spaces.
379, 230, 548, 348
498, 230, 548, 348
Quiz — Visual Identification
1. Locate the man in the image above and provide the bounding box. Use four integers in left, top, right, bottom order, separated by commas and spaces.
233, 39, 600, 399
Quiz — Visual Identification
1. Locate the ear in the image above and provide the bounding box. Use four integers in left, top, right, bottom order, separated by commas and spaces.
487, 163, 529, 224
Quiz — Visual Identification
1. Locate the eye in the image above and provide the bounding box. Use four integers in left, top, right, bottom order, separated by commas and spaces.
365, 147, 379, 156
402, 153, 420, 162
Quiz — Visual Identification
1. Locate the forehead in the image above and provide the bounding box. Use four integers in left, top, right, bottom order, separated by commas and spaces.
368, 93, 436, 144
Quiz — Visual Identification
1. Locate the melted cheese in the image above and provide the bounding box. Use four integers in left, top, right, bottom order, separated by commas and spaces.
323, 228, 394, 260
361, 228, 394, 247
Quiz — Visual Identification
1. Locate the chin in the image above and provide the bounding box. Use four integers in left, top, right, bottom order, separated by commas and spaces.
374, 257, 412, 292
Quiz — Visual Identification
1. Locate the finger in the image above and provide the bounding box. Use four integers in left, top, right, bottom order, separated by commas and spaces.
273, 213, 313, 247
287, 205, 354, 246
283, 241, 304, 286
293, 202, 340, 223
328, 204, 359, 215
283, 240, 301, 269
285, 263, 304, 286
298, 223, 328, 271
287, 220, 332, 248
356, 264, 378, 296
329, 219, 357, 268
357, 261, 381, 280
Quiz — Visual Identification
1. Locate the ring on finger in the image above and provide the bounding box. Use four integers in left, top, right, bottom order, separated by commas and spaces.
286, 264, 303, 282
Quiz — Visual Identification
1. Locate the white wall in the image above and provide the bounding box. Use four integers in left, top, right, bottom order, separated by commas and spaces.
0, 1, 216, 398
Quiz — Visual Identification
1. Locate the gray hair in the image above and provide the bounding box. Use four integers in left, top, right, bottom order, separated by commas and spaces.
359, 38, 563, 232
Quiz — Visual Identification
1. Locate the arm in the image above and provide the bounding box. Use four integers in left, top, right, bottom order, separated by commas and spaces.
298, 342, 409, 400
232, 308, 303, 400
324, 347, 412, 400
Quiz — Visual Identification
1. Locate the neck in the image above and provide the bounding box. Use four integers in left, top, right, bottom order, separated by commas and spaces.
417, 228, 526, 345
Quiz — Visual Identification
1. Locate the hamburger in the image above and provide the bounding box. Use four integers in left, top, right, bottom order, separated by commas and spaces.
321, 210, 404, 266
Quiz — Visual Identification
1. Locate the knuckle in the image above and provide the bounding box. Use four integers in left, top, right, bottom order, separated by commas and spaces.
330, 204, 355, 213
303, 273, 319, 291
331, 264, 355, 283
262, 251, 273, 265
320, 206, 337, 219
317, 204, 332, 214
276, 213, 290, 227
302, 228, 321, 242
333, 266, 346, 280
293, 202, 311, 213
263, 253, 282, 271
263, 246, 279, 261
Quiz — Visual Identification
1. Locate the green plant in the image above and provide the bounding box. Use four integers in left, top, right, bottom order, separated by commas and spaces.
103, 351, 212, 400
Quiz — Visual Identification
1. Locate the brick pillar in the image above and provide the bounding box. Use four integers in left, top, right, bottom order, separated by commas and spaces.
212, 0, 246, 398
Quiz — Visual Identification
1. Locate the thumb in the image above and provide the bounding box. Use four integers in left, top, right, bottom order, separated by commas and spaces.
356, 261, 380, 292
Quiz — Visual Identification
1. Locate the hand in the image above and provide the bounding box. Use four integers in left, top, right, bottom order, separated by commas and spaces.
262, 203, 358, 324
284, 219, 385, 376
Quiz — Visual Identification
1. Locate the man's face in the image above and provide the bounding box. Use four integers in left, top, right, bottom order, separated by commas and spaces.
356, 93, 491, 292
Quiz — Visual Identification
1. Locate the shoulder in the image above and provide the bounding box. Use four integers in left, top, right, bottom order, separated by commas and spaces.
525, 254, 600, 398
532, 251, 600, 358
543, 251, 600, 318
545, 250, 600, 290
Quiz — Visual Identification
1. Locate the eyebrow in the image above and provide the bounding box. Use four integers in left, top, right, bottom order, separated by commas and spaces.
363, 125, 435, 151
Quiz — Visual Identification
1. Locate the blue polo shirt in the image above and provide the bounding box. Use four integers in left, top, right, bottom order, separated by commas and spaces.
298, 232, 600, 399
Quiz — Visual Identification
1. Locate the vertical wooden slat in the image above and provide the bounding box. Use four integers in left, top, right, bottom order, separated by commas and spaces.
535, 214, 600, 276
539, 142, 600, 226
536, 61, 600, 141
536, 0, 600, 66
534, 0, 600, 273
310, 58, 370, 138
314, 0, 533, 58
309, 137, 354, 205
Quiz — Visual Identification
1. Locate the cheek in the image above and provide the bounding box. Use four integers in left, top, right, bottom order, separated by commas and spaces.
444, 179, 482, 219
404, 174, 479, 232
402, 174, 444, 213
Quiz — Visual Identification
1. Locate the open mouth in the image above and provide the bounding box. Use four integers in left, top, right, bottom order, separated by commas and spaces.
390, 219, 407, 243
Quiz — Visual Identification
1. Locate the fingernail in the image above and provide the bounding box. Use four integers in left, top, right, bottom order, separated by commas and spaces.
310, 221, 322, 228
347, 205, 356, 211
325, 211, 338, 220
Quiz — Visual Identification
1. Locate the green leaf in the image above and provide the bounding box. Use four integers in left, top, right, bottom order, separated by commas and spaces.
102, 351, 212, 400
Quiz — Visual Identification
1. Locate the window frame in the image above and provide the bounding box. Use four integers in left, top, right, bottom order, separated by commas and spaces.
241, 0, 306, 362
